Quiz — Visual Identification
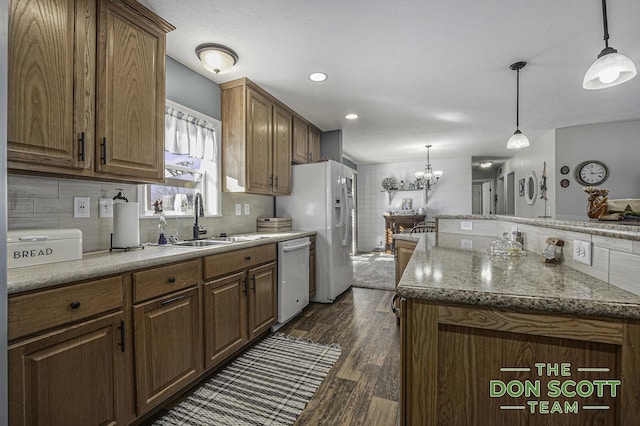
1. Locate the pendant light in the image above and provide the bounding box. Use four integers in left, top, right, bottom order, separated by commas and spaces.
583, 0, 636, 90
507, 61, 529, 150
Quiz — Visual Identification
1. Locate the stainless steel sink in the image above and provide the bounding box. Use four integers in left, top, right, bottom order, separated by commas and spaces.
172, 239, 233, 248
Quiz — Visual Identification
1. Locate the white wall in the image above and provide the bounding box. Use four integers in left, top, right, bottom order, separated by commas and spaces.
357, 157, 471, 251
555, 119, 640, 220
501, 129, 556, 218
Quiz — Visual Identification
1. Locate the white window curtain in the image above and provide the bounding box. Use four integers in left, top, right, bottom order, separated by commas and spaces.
165, 105, 216, 161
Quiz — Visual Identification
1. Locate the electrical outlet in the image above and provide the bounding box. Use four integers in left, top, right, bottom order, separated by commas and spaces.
235, 203, 242, 216
461, 239, 474, 250
74, 196, 90, 218
244, 203, 250, 215
461, 221, 473, 231
99, 198, 113, 217
573, 240, 592, 265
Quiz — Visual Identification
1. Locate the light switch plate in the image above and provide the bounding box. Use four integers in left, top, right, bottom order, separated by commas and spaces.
461, 221, 473, 231
99, 198, 113, 217
244, 203, 250, 215
573, 240, 592, 266
235, 204, 242, 216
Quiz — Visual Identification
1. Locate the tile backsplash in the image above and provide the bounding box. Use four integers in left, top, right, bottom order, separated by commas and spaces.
7, 174, 274, 252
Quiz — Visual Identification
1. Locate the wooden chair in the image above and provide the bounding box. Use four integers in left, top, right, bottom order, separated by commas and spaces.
410, 221, 436, 233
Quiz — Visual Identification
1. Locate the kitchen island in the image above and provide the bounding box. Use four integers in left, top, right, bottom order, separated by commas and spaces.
396, 232, 640, 426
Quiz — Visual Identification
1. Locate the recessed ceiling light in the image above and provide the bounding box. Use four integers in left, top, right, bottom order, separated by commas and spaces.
309, 72, 327, 82
345, 113, 358, 120
479, 161, 493, 168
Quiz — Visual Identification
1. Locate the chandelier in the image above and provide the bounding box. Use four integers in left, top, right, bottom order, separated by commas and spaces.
415, 145, 443, 191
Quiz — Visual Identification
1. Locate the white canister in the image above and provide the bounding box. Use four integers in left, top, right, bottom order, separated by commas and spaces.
112, 202, 140, 248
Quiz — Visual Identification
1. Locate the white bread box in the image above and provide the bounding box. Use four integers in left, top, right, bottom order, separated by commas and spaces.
7, 228, 82, 268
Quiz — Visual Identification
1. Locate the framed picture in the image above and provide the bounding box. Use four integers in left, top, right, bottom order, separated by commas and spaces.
402, 198, 413, 210
519, 178, 525, 196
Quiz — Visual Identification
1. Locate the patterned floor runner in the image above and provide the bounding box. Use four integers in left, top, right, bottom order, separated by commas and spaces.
152, 333, 341, 426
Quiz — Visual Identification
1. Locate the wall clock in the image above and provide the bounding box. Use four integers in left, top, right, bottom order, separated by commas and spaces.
574, 160, 608, 186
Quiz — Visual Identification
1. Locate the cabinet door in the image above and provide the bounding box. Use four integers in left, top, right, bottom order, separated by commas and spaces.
292, 115, 309, 163
308, 126, 321, 163
133, 287, 202, 415
246, 87, 273, 193
247, 262, 277, 339
309, 250, 316, 297
8, 311, 126, 426
273, 105, 292, 194
8, 0, 95, 173
96, 0, 165, 182
203, 272, 248, 370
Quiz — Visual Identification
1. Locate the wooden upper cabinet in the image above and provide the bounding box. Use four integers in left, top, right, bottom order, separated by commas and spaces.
7, 0, 174, 183
95, 0, 168, 181
273, 105, 292, 194
220, 78, 317, 195
292, 116, 322, 164
8, 0, 96, 174
246, 87, 274, 194
292, 115, 309, 163
308, 126, 321, 162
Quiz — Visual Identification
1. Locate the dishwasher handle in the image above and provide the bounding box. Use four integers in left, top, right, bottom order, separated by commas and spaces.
283, 241, 311, 253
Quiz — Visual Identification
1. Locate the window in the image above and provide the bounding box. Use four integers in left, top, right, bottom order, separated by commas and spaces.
139, 100, 221, 217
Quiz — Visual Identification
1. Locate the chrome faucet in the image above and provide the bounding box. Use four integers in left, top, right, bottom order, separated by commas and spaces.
193, 193, 207, 240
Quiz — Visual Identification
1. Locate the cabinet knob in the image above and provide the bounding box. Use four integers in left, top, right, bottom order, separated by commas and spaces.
245, 256, 251, 261
168, 277, 176, 283
70, 301, 81, 309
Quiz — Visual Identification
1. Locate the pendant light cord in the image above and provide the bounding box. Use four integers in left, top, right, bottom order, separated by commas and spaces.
515, 68, 520, 131
601, 0, 610, 47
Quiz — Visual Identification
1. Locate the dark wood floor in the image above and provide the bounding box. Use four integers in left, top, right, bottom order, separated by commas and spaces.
279, 287, 400, 426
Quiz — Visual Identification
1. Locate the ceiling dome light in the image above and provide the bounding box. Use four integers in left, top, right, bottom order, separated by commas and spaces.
506, 61, 530, 150
309, 72, 328, 82
195, 43, 238, 75
345, 113, 358, 120
583, 0, 636, 90
479, 161, 493, 168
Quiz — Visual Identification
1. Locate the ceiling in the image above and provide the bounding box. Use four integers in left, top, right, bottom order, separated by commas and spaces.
144, 0, 640, 166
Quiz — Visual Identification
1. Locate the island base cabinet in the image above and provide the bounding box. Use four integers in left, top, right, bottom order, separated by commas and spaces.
8, 311, 126, 426
133, 287, 202, 415
401, 299, 640, 426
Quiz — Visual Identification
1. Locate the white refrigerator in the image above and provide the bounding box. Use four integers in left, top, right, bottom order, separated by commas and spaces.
276, 160, 354, 303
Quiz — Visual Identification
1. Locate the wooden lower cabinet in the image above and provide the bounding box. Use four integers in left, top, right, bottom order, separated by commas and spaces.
247, 262, 277, 339
203, 271, 248, 369
8, 311, 126, 425
395, 239, 417, 286
309, 249, 316, 297
401, 299, 640, 425
133, 287, 202, 415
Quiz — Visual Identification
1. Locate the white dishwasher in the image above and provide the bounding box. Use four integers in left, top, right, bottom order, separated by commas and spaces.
274, 237, 311, 330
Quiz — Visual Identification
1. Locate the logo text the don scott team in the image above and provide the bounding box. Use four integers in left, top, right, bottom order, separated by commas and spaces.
490, 363, 620, 414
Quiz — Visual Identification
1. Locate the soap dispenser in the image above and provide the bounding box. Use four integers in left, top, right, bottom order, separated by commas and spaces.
158, 213, 168, 245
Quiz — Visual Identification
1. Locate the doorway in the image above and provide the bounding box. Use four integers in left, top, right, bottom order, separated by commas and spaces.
506, 172, 515, 215
471, 184, 482, 214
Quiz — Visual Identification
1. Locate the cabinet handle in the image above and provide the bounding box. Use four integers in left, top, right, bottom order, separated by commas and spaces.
275, 176, 279, 188
161, 295, 188, 305
167, 277, 176, 283
245, 256, 252, 261
70, 301, 81, 309
269, 175, 273, 185
251, 275, 256, 293
101, 137, 107, 165
118, 320, 125, 352
78, 132, 85, 161
242, 277, 247, 295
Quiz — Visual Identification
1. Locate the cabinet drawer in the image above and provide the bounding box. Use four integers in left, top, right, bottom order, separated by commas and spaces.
8, 275, 123, 341
133, 259, 200, 304
204, 244, 276, 280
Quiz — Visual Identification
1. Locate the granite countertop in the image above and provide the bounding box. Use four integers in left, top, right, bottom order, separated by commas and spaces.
8, 231, 315, 295
435, 214, 640, 241
396, 232, 640, 319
